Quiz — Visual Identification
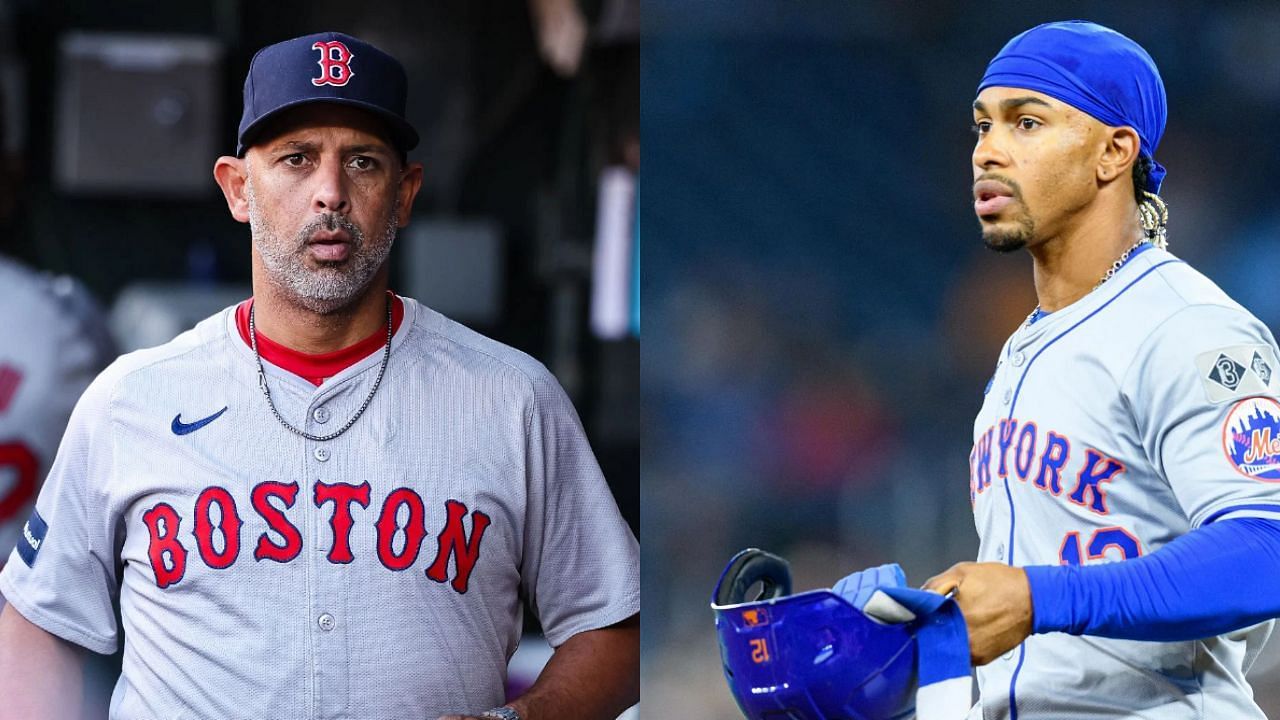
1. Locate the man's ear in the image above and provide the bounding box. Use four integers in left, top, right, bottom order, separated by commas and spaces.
1098, 126, 1140, 185
213, 155, 251, 223
395, 161, 425, 228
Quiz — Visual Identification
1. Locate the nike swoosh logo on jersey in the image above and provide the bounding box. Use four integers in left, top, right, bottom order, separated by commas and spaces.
171, 406, 228, 435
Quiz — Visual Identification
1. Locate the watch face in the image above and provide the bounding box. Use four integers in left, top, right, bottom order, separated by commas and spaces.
483, 709, 521, 720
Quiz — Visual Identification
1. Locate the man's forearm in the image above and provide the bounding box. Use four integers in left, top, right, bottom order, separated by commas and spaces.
1027, 516, 1280, 641
0, 601, 87, 720
507, 614, 639, 720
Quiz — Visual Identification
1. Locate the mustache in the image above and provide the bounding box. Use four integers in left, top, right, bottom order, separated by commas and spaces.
974, 172, 1025, 200
295, 213, 364, 248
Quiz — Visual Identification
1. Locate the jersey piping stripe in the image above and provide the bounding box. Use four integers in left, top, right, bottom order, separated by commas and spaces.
1000, 257, 1182, 719
1009, 644, 1027, 720
1200, 502, 1280, 526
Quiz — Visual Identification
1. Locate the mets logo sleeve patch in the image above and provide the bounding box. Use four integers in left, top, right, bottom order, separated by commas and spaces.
1222, 397, 1280, 481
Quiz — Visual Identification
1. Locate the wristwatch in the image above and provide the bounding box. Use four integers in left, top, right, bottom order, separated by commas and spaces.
481, 708, 523, 720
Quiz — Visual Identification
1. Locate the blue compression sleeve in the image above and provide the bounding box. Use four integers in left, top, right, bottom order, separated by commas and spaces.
1026, 517, 1280, 641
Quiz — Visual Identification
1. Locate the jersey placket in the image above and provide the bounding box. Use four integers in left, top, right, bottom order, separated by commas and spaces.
307, 383, 354, 719
984, 335, 1031, 567
986, 322, 1050, 719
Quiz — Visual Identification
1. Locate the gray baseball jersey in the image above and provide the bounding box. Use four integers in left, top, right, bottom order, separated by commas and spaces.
0, 257, 113, 590
0, 296, 639, 719
968, 245, 1280, 719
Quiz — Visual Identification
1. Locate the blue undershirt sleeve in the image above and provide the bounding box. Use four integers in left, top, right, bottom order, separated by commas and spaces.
1025, 517, 1280, 641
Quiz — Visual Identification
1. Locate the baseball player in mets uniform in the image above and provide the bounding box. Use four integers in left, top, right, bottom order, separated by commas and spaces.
0, 32, 639, 720
0, 258, 114, 600
836, 20, 1280, 719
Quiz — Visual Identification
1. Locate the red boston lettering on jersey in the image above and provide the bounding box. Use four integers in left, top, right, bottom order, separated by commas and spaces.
314, 481, 371, 564
375, 487, 427, 571
142, 503, 188, 589
311, 41, 354, 87
252, 481, 302, 562
194, 486, 243, 570
150, 482, 495, 591
426, 499, 492, 594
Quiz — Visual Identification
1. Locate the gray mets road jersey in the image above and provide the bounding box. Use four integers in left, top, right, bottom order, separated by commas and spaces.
0, 296, 640, 719
0, 258, 112, 589
967, 245, 1280, 720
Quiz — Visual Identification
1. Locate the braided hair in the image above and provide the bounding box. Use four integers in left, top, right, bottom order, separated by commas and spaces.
1133, 156, 1169, 249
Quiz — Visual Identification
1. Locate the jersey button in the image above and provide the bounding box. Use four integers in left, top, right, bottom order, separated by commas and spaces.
314, 447, 330, 462
995, 543, 1005, 561
1011, 351, 1025, 367
318, 613, 336, 631
313, 407, 331, 424
1002, 388, 1012, 405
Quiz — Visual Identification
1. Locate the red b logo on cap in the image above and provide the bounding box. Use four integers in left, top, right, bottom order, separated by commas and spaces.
312, 41, 354, 87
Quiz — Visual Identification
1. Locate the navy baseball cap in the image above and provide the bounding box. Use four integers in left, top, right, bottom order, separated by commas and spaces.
236, 31, 419, 157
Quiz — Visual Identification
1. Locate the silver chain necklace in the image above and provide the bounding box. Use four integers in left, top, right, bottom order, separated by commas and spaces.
249, 295, 393, 442
1024, 238, 1149, 328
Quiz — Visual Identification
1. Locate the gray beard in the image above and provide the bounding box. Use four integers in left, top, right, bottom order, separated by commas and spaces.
247, 178, 399, 314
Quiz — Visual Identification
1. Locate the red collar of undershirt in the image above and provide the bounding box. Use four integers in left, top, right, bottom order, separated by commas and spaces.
235, 292, 405, 386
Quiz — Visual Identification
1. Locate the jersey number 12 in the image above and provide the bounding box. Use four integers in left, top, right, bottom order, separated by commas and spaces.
1059, 526, 1143, 565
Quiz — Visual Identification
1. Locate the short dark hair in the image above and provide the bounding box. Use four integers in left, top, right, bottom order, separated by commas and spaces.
1132, 155, 1151, 205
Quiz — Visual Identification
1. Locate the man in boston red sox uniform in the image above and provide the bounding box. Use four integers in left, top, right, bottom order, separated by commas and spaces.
0, 32, 639, 720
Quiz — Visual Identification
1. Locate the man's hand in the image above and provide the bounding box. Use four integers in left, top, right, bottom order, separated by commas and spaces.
439, 613, 638, 720
923, 562, 1033, 666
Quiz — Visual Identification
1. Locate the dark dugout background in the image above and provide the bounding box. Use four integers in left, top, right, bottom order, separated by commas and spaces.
641, 1, 1280, 715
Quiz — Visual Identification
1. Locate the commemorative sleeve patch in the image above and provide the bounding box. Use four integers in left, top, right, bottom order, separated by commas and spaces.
1197, 345, 1279, 404
17, 507, 48, 567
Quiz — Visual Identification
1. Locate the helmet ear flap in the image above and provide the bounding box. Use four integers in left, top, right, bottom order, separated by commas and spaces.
713, 548, 792, 607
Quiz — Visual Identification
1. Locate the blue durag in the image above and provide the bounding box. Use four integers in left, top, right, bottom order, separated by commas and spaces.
977, 20, 1168, 193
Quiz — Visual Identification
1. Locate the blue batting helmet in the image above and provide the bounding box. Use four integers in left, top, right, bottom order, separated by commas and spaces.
711, 549, 918, 720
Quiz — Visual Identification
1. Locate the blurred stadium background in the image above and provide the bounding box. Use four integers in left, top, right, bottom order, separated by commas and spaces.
0, 0, 636, 714
642, 1, 1280, 716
